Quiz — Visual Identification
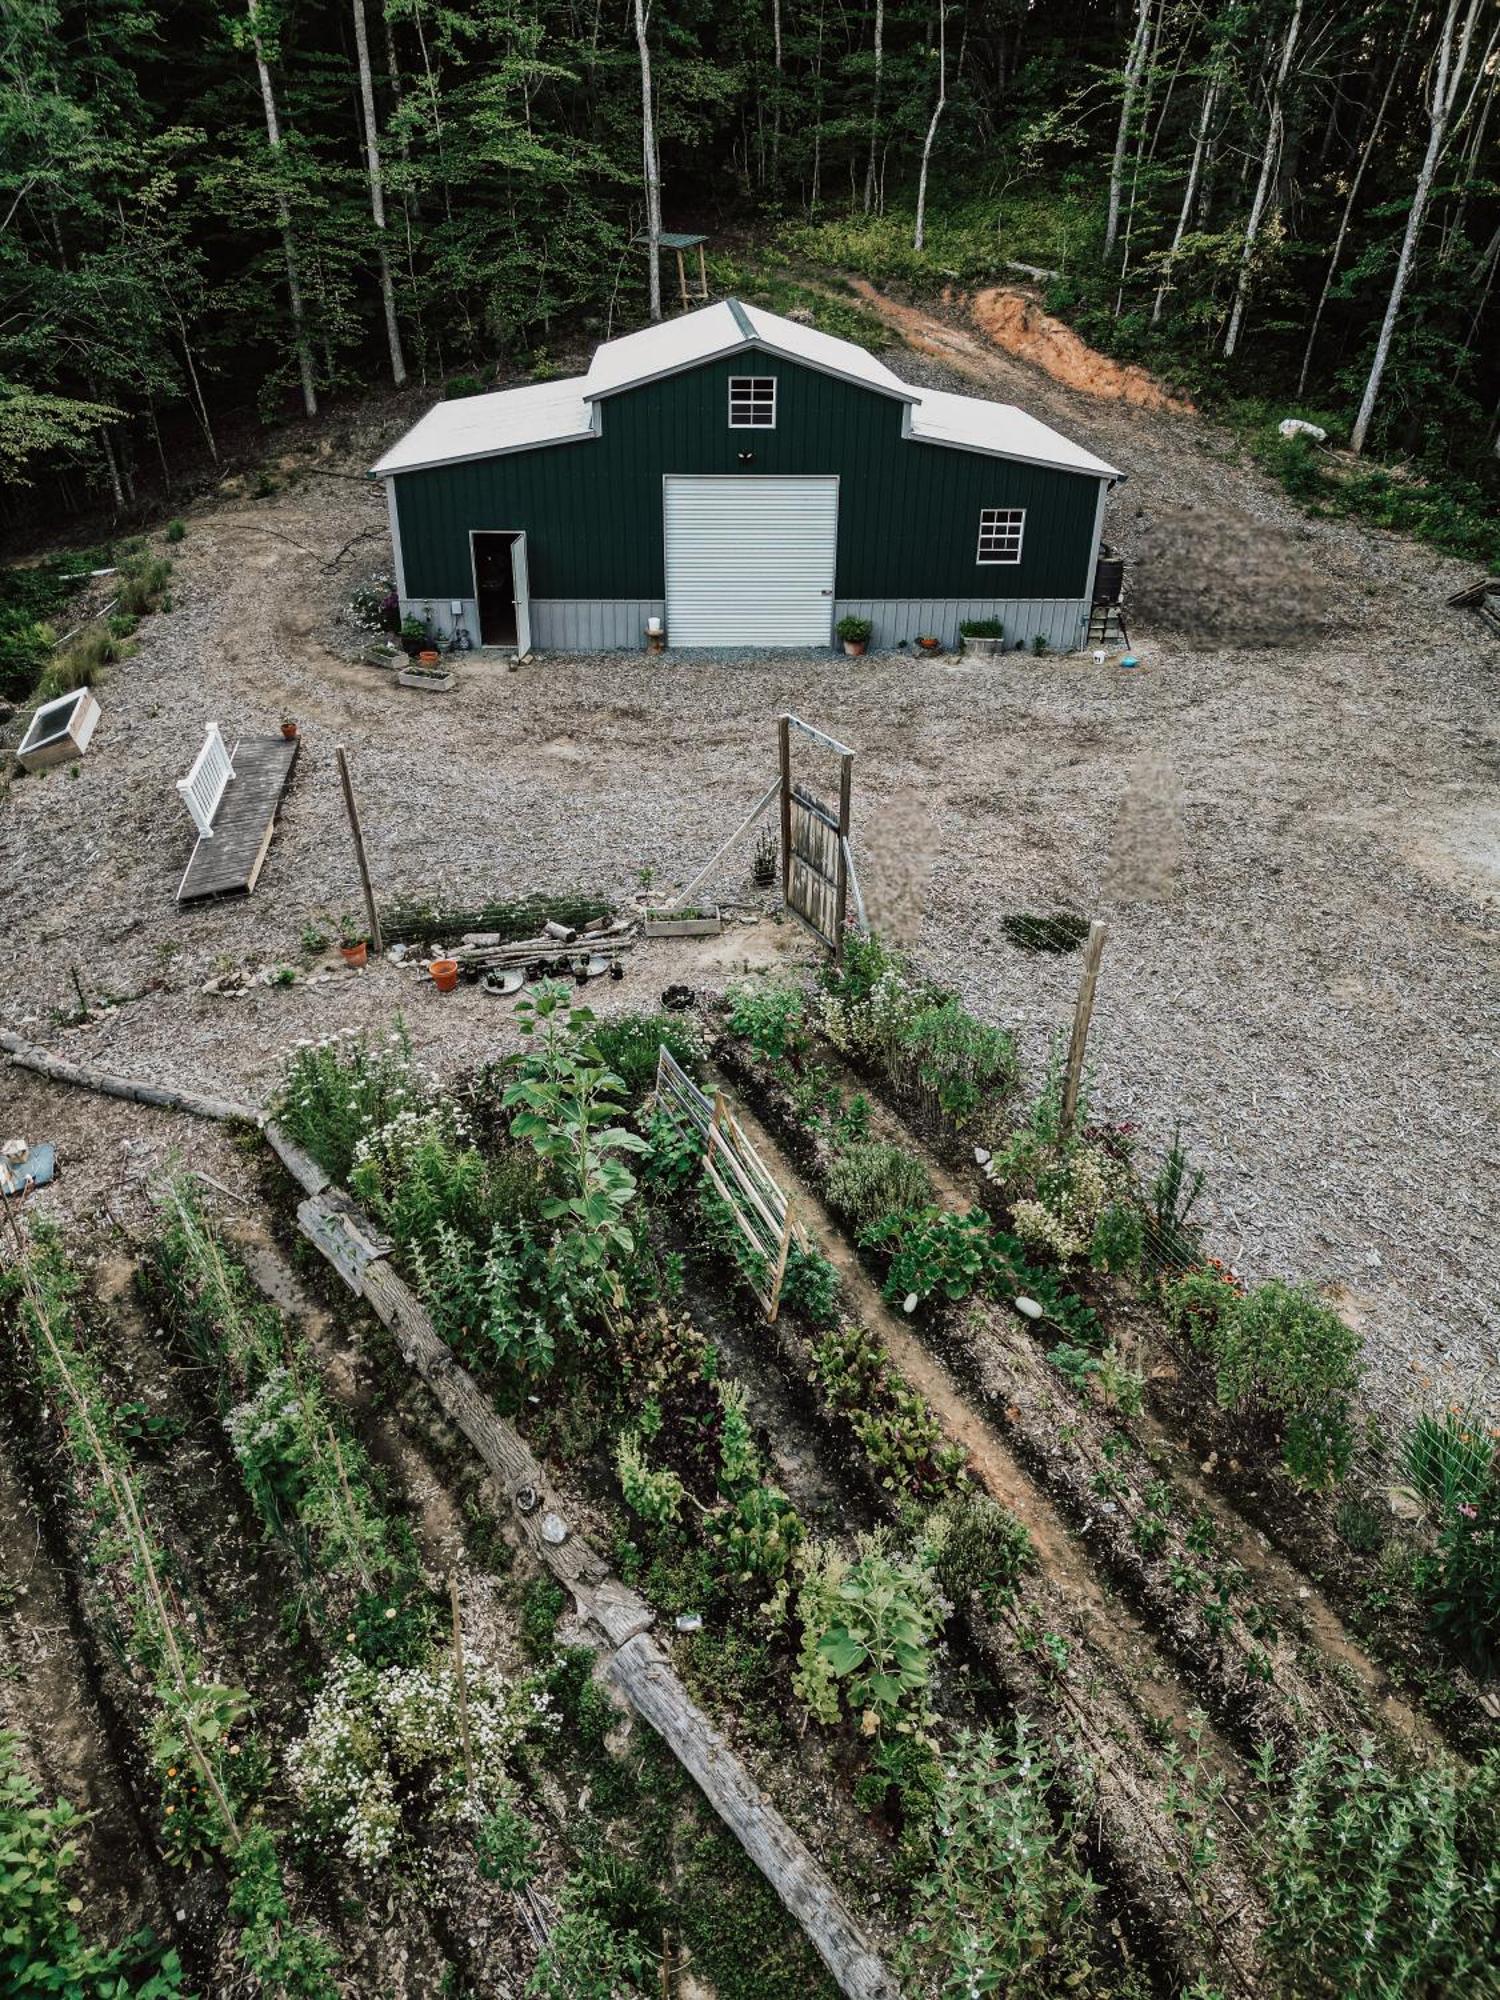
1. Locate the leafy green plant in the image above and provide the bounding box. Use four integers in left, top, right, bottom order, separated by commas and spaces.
476, 1800, 542, 1888
1205, 1280, 1361, 1488
227, 1825, 341, 1999
826, 1139, 933, 1234
906, 1718, 1101, 1996
779, 1241, 841, 1325
275, 1023, 424, 1182
862, 1204, 999, 1307
924, 1493, 1035, 1612
811, 1321, 964, 1502
164, 517, 186, 542
0, 1732, 189, 1998
727, 979, 809, 1063
1260, 1735, 1500, 1998
814, 1538, 938, 1736
589, 1011, 704, 1107
1090, 1199, 1144, 1274
1149, 1122, 1207, 1270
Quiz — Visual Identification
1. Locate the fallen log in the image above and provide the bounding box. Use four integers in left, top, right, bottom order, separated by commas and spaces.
0, 1028, 258, 1126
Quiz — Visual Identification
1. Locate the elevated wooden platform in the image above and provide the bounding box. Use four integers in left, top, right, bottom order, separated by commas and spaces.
177, 736, 297, 903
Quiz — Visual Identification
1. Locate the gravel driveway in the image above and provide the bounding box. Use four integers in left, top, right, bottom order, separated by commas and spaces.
1, 308, 1495, 1425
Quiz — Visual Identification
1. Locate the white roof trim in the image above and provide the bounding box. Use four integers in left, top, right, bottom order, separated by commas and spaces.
370, 301, 1124, 483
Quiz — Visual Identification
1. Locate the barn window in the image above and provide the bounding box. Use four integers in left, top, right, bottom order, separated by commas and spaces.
729, 376, 777, 428
977, 507, 1026, 564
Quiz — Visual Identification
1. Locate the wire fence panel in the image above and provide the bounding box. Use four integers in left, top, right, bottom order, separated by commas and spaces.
655, 1047, 800, 1321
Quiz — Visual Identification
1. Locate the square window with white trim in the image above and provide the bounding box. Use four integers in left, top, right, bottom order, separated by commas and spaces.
729, 376, 777, 428
977, 507, 1025, 564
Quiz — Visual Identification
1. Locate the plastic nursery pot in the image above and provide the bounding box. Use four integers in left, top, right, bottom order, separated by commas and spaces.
843, 640, 867, 657
429, 957, 459, 993
339, 940, 368, 968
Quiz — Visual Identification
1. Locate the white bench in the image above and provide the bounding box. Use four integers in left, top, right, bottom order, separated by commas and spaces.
176, 723, 235, 838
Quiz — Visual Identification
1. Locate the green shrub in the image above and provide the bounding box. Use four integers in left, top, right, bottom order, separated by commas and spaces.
476, 1800, 542, 1888
800, 1536, 938, 1735
444, 373, 486, 398
862, 1204, 999, 1307
1404, 1408, 1495, 1515
906, 1718, 1102, 1995
925, 1493, 1035, 1612
780, 1241, 841, 1325
115, 553, 171, 617
958, 616, 1004, 638
826, 1140, 933, 1235
1182, 1278, 1360, 1488
727, 979, 808, 1063
1090, 1200, 1144, 1274
0, 1732, 189, 1997
275, 1024, 424, 1182
1261, 1735, 1500, 1998
164, 517, 186, 543
589, 1011, 703, 1106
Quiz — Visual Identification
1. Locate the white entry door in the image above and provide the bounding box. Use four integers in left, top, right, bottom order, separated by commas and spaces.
664, 476, 839, 646
511, 532, 531, 657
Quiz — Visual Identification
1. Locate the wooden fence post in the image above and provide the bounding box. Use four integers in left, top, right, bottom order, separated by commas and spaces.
778, 715, 792, 903
335, 744, 383, 957
1060, 920, 1108, 1139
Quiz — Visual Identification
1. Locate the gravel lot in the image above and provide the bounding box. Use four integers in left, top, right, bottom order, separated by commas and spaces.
2, 297, 1496, 1423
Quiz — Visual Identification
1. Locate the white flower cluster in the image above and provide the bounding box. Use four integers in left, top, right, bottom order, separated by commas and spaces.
286, 1650, 554, 1871
817, 967, 918, 1064
224, 1366, 303, 1464
1011, 1144, 1119, 1263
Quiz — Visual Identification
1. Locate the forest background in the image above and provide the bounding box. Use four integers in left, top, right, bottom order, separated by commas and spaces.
1, 0, 1497, 559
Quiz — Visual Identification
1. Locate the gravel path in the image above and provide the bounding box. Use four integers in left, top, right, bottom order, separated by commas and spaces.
1, 308, 1495, 1424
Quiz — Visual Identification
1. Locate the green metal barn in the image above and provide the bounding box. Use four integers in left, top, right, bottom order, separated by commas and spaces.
372, 299, 1123, 654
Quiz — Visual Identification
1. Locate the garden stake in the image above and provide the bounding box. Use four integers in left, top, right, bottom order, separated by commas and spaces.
335, 742, 384, 956
1061, 919, 1108, 1139
450, 1571, 476, 1792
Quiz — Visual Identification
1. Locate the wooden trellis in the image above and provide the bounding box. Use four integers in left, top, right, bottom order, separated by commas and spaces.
655, 1047, 801, 1321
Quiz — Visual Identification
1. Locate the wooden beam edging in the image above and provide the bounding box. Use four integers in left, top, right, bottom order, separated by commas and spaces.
0, 1028, 260, 1127
267, 1124, 901, 2000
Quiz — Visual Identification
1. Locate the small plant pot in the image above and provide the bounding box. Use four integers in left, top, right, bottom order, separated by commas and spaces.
417, 648, 442, 666
280, 720, 299, 739
842, 639, 867, 657
917, 636, 941, 653
429, 957, 459, 992
340, 941, 368, 969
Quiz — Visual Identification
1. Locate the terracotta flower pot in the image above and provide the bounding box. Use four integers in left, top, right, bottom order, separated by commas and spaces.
843, 640, 867, 657
418, 648, 442, 666
340, 941, 367, 968
917, 637, 940, 652
429, 957, 459, 993
280, 720, 299, 739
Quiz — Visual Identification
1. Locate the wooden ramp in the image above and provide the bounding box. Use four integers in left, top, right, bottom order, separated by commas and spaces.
177, 736, 297, 903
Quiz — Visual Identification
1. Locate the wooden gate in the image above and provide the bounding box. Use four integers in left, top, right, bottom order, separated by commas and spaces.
779, 714, 854, 956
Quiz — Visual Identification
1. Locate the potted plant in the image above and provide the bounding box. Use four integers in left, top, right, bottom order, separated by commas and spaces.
428, 956, 459, 992
399, 615, 430, 658
339, 916, 367, 968
836, 615, 873, 658
959, 618, 1004, 658
916, 634, 941, 653
398, 658, 455, 692
280, 714, 299, 739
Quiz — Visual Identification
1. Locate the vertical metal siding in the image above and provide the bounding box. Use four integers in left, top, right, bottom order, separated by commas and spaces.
664, 477, 838, 645
394, 355, 1102, 613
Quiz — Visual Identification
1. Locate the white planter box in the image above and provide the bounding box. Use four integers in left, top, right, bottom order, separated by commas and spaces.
397, 668, 454, 692
645, 909, 722, 937
18, 688, 101, 771
962, 635, 1004, 657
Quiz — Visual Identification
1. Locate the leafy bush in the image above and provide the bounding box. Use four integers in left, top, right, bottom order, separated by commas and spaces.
1198, 1279, 1361, 1488
1261, 1735, 1500, 1998
727, 979, 809, 1063
1406, 1410, 1500, 1671
228, 1825, 340, 1999
1090, 1199, 1144, 1274
276, 1024, 425, 1182
165, 517, 186, 543
862, 1204, 999, 1307
925, 1493, 1035, 1612
795, 1536, 938, 1737
780, 1241, 841, 1325
0, 1732, 189, 1997
589, 1011, 703, 1106
812, 1321, 965, 1502
906, 1718, 1102, 1996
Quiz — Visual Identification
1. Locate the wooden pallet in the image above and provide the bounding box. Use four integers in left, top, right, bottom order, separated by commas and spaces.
177, 736, 298, 904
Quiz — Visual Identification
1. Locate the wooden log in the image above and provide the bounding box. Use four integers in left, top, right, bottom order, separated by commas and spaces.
0, 1029, 259, 1126
284, 1175, 898, 1999
262, 1121, 330, 1197
607, 1634, 900, 2000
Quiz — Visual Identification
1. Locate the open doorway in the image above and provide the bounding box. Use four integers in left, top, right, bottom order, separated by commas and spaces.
472, 531, 520, 646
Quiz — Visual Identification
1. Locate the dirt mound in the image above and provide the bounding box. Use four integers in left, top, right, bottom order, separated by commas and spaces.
971, 289, 1193, 413
1123, 500, 1336, 647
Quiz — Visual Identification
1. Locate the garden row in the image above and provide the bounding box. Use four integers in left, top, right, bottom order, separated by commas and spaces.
270, 993, 1498, 1998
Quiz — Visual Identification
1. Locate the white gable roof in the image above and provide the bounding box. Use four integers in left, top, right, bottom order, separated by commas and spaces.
372, 299, 1122, 481
580, 298, 915, 404
908, 387, 1121, 479
371, 375, 594, 476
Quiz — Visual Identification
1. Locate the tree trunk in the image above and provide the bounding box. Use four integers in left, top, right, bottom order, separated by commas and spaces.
247, 3, 317, 414
1152, 72, 1218, 325
771, 0, 783, 190
1297, 0, 1414, 395
1351, 0, 1489, 453
1105, 0, 1153, 255
863, 0, 884, 213
634, 0, 662, 320
913, 2, 948, 252
1222, 0, 1303, 360
351, 0, 407, 386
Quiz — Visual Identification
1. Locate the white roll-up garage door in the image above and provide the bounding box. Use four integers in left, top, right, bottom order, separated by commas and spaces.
664, 476, 839, 646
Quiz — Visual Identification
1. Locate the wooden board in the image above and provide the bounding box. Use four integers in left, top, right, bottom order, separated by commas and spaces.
177, 736, 297, 903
